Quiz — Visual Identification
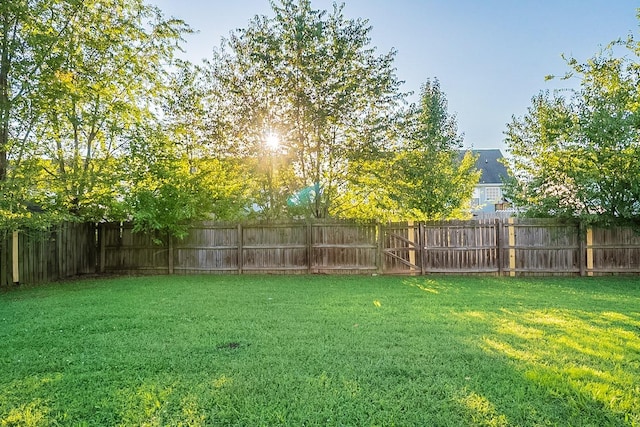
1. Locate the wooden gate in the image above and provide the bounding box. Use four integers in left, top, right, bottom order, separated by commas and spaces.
381, 220, 502, 275
382, 222, 422, 274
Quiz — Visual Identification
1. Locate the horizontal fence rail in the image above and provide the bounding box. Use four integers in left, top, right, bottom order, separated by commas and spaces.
2, 218, 640, 285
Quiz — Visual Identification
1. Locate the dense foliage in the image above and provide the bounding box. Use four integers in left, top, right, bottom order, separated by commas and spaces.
1, 0, 480, 235
205, 2, 479, 221
333, 79, 479, 221
0, 0, 192, 232
504, 19, 640, 225
389, 79, 479, 220
207, 0, 406, 219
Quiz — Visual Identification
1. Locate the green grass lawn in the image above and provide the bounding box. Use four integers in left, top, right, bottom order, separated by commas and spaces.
1, 275, 639, 426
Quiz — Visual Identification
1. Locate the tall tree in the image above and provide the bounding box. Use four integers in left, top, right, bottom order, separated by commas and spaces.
505, 27, 640, 225
0, 0, 60, 182
503, 92, 581, 217
207, 0, 404, 218
0, 0, 82, 229
331, 79, 479, 222
0, 0, 190, 230
389, 79, 479, 220
33, 0, 189, 220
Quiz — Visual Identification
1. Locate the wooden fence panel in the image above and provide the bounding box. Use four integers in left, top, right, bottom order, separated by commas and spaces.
6, 219, 640, 286
311, 223, 378, 273
422, 220, 499, 274
174, 223, 240, 274
101, 223, 168, 274
0, 223, 96, 286
242, 223, 308, 273
18, 229, 54, 284
53, 226, 69, 279
591, 226, 640, 275
93, 220, 640, 277
57, 222, 96, 278
508, 219, 581, 276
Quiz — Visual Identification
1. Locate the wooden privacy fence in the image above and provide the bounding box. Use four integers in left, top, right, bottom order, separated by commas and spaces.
0, 222, 97, 287
99, 219, 640, 277
3, 219, 640, 286
100, 221, 380, 275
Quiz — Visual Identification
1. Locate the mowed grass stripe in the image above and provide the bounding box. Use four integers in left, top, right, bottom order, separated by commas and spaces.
1, 275, 639, 426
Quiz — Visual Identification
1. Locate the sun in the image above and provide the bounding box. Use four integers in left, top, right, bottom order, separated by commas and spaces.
265, 132, 280, 150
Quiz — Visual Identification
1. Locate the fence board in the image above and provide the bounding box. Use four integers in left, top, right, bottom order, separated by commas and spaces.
243, 223, 308, 273
311, 223, 378, 273
101, 223, 168, 275
174, 224, 240, 274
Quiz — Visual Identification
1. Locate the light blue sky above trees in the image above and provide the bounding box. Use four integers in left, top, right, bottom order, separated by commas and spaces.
151, 0, 638, 150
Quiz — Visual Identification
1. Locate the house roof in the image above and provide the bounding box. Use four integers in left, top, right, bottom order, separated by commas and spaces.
469, 149, 509, 184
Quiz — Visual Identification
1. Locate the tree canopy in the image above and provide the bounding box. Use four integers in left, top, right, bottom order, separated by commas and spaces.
1, 0, 481, 234
0, 0, 192, 232
389, 79, 479, 220
332, 79, 479, 221
504, 24, 640, 226
207, 0, 407, 219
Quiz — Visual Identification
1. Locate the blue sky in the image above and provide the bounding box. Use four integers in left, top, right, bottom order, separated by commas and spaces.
150, 0, 638, 150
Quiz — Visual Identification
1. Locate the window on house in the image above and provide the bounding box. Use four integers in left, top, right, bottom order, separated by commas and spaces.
485, 187, 502, 202
471, 189, 481, 206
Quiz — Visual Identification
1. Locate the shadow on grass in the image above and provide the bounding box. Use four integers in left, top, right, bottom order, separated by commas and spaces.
402, 276, 640, 426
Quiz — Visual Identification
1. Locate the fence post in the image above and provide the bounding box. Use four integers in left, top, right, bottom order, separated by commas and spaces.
508, 218, 516, 277
578, 222, 586, 277
12, 231, 19, 284
586, 225, 594, 277
237, 224, 243, 275
168, 233, 174, 275
496, 218, 503, 276
407, 221, 416, 271
99, 223, 106, 273
307, 222, 313, 274
418, 223, 426, 275
377, 223, 384, 274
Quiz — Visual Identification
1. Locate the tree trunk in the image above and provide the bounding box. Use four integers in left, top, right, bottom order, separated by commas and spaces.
0, 14, 10, 182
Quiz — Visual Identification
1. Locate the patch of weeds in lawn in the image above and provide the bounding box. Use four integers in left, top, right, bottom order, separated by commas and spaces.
0, 400, 49, 427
